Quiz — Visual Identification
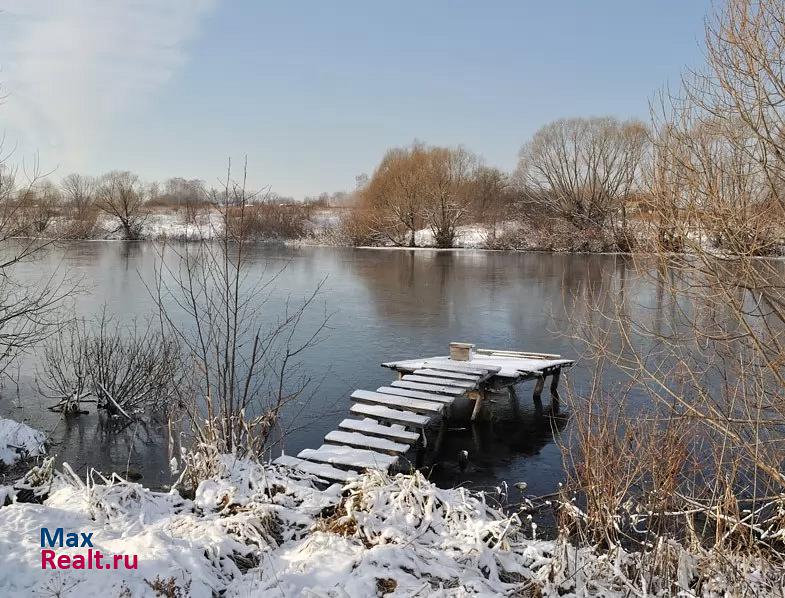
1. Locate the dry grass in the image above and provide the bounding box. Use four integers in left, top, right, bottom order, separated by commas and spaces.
486, 217, 620, 252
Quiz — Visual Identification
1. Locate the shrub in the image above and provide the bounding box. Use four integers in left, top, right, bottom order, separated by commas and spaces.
226, 201, 309, 240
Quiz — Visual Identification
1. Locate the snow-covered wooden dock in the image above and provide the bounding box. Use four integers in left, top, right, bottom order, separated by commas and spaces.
274, 343, 574, 484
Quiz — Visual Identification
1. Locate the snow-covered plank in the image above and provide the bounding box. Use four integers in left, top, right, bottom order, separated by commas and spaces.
422, 356, 571, 378
414, 368, 481, 381
476, 349, 562, 359
389, 356, 575, 378
325, 430, 409, 454
299, 444, 397, 471
424, 361, 501, 375
350, 403, 430, 427
376, 386, 455, 404
273, 454, 358, 483
401, 374, 476, 389
351, 389, 443, 414
387, 359, 497, 376
391, 380, 465, 395
338, 418, 420, 443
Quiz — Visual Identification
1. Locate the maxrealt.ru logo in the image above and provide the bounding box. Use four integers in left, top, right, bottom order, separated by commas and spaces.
40, 528, 138, 570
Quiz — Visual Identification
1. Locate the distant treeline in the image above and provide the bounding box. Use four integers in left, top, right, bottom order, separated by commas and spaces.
0, 170, 332, 241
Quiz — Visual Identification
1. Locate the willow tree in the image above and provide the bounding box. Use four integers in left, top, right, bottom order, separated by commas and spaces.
420, 146, 476, 248
360, 143, 477, 248
95, 171, 147, 240
361, 143, 428, 246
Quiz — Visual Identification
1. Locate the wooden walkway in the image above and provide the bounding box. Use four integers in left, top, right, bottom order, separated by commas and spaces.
273, 345, 573, 484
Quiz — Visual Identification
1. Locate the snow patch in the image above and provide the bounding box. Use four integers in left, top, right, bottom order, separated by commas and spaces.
414, 225, 489, 248
0, 418, 45, 466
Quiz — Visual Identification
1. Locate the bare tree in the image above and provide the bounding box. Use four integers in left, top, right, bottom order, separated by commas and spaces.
420, 146, 476, 248
648, 108, 776, 255
0, 157, 50, 242
61, 174, 95, 210
13, 180, 61, 235
647, 122, 688, 252
159, 177, 207, 224
0, 81, 74, 382
517, 117, 649, 238
151, 160, 330, 460
468, 166, 514, 240
58, 174, 97, 238
95, 171, 147, 239
0, 154, 72, 373
703, 0, 785, 210
558, 2, 785, 590
646, 0, 785, 256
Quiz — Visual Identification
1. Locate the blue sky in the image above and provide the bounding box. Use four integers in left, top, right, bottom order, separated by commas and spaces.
1, 1, 711, 198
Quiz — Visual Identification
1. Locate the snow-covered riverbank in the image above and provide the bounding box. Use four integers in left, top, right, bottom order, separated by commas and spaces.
46, 207, 637, 253
0, 445, 779, 596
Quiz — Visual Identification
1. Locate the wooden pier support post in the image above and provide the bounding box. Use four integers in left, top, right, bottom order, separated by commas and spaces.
550, 368, 561, 396
550, 367, 561, 413
532, 375, 545, 405
471, 421, 482, 453
434, 416, 448, 455
470, 390, 485, 422
508, 386, 520, 419
415, 432, 427, 468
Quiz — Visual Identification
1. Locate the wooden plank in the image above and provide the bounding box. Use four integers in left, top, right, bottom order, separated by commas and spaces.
350, 403, 430, 427
338, 418, 419, 443
391, 380, 465, 395
422, 361, 501, 374
325, 430, 409, 454
376, 386, 455, 404
414, 368, 481, 381
299, 444, 397, 471
351, 389, 443, 414
421, 361, 489, 373
476, 348, 562, 359
402, 374, 476, 389
273, 454, 357, 483
384, 360, 497, 375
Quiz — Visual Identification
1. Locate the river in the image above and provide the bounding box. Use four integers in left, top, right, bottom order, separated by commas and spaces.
0, 242, 652, 507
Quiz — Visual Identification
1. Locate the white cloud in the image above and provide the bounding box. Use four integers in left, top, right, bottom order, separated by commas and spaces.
0, 0, 215, 172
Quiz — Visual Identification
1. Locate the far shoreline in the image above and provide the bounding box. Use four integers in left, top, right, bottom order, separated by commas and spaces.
20, 235, 785, 262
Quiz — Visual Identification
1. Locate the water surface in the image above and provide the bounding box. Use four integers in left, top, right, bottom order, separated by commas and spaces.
1, 243, 647, 505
